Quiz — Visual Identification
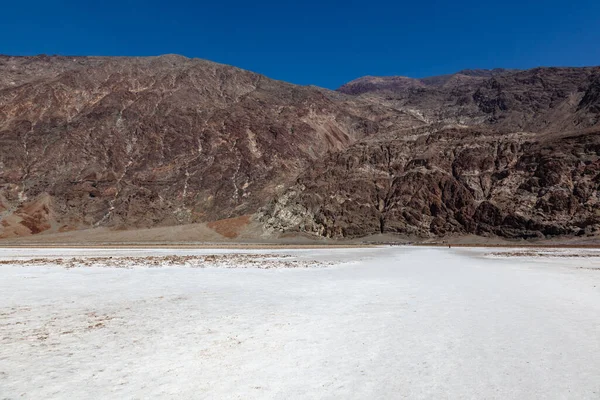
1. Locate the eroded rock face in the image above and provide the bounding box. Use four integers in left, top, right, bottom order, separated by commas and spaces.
578, 74, 600, 119
1, 55, 599, 241
260, 127, 600, 239
1, 55, 415, 237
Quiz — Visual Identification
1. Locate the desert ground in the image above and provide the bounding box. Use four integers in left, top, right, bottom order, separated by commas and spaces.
1, 246, 599, 399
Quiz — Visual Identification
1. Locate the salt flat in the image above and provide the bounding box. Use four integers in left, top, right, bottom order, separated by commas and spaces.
1, 247, 599, 399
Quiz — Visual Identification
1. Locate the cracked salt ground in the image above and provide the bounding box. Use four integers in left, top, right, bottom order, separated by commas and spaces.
1, 246, 599, 399
0, 253, 334, 269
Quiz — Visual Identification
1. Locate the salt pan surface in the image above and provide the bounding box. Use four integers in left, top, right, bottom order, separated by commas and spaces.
1, 247, 599, 399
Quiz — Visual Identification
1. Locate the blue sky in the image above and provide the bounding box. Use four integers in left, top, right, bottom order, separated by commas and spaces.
2, 0, 599, 89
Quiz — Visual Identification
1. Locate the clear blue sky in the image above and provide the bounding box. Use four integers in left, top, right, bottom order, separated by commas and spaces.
2, 0, 600, 89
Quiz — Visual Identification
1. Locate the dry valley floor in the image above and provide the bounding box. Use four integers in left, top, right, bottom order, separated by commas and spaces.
1, 247, 599, 399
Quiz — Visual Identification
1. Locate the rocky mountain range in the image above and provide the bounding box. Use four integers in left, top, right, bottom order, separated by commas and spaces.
1, 55, 599, 241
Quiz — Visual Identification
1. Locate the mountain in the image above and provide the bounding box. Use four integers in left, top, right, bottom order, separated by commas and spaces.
260, 126, 600, 239
261, 67, 600, 240
338, 67, 600, 131
337, 68, 513, 95
1, 55, 599, 241
0, 55, 425, 238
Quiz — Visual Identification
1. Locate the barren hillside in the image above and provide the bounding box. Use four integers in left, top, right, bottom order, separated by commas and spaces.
1, 55, 599, 241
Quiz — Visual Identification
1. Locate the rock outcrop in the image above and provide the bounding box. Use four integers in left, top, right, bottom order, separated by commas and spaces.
260, 127, 600, 239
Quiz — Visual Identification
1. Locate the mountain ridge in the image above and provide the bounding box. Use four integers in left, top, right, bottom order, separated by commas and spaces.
1, 55, 599, 241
